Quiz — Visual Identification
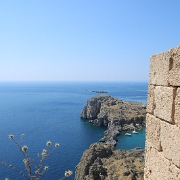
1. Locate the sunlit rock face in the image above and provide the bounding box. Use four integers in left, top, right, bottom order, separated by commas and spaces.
81, 94, 146, 127
81, 94, 146, 145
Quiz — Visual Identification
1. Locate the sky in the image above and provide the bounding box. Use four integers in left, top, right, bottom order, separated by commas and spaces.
0, 1, 180, 82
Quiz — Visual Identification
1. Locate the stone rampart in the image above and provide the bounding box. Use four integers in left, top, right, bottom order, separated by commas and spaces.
144, 46, 180, 179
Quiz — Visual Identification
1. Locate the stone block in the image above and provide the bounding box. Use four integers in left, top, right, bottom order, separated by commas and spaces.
146, 85, 155, 114
175, 88, 180, 127
144, 142, 180, 180
154, 86, 175, 123
160, 120, 180, 168
168, 46, 180, 86
149, 51, 169, 86
146, 113, 161, 151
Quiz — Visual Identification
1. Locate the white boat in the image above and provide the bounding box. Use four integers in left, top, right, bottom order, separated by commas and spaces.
125, 133, 131, 136
132, 130, 138, 134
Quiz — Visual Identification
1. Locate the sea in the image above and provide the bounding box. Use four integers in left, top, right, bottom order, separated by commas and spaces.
0, 81, 148, 180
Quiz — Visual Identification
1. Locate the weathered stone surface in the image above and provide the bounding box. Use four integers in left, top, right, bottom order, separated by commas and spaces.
168, 46, 180, 86
146, 85, 155, 114
149, 51, 170, 86
160, 120, 180, 168
174, 87, 180, 127
149, 46, 180, 87
145, 46, 180, 180
146, 114, 161, 151
144, 142, 180, 180
154, 86, 175, 123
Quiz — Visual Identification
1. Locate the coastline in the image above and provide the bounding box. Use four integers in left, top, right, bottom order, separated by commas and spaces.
0, 82, 147, 180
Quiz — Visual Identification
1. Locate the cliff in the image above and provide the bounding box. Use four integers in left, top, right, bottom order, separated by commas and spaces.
81, 94, 146, 145
76, 95, 146, 179
75, 142, 144, 180
81, 95, 146, 127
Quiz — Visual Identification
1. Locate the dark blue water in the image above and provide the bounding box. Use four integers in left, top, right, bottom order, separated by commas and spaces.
0, 81, 148, 180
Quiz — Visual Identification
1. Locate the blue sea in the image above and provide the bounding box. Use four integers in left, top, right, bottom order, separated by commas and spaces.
0, 81, 148, 180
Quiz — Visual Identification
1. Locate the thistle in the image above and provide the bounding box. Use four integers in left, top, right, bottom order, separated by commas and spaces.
2, 134, 72, 179
22, 145, 28, 152
44, 166, 49, 171
8, 134, 14, 139
64, 170, 73, 177
46, 140, 52, 146
55, 143, 60, 148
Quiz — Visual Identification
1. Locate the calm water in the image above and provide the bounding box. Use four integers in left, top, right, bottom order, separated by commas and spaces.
0, 81, 148, 180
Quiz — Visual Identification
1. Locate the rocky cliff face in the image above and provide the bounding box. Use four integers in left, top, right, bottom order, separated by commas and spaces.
81, 94, 146, 127
81, 95, 146, 145
75, 142, 144, 180
75, 143, 114, 180
76, 95, 146, 179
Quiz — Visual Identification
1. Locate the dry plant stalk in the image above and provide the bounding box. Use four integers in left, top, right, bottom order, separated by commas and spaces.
2, 134, 72, 180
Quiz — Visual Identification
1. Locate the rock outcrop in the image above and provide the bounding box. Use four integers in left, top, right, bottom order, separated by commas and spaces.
75, 142, 144, 180
81, 95, 146, 145
75, 143, 113, 180
81, 94, 146, 127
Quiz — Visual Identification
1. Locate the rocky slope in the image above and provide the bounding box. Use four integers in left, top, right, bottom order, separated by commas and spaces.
76, 95, 146, 180
75, 142, 144, 180
81, 94, 146, 126
81, 95, 146, 145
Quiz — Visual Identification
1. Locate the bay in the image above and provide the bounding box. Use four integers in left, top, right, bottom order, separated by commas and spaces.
0, 81, 148, 180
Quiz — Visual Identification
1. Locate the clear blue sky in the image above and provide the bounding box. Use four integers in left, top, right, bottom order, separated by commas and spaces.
0, 1, 179, 82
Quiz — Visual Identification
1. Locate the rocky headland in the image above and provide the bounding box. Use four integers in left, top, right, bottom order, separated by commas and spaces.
75, 142, 144, 180
81, 94, 146, 145
76, 95, 146, 180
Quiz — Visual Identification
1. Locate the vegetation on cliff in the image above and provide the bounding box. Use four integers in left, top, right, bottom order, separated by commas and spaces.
81, 94, 146, 127
75, 142, 144, 180
81, 95, 146, 145
76, 95, 146, 179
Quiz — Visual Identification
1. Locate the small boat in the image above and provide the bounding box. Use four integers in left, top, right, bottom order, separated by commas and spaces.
125, 133, 131, 136
132, 130, 138, 134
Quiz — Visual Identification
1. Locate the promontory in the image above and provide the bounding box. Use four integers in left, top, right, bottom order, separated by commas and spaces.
80, 94, 146, 145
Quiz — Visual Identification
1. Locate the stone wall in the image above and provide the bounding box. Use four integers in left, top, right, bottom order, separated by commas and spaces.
144, 46, 180, 179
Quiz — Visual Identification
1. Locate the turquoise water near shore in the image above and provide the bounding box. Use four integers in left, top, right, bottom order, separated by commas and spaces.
116, 128, 146, 149
0, 81, 147, 179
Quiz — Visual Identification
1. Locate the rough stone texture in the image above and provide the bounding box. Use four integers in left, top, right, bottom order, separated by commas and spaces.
168, 46, 180, 86
75, 142, 145, 180
149, 51, 170, 86
146, 114, 161, 151
153, 86, 175, 123
145, 46, 180, 180
144, 142, 180, 180
75, 143, 113, 180
146, 85, 155, 114
160, 120, 180, 168
174, 87, 180, 127
149, 46, 180, 87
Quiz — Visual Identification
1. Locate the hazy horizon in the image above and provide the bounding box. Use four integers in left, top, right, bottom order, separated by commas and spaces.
1, 1, 180, 82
